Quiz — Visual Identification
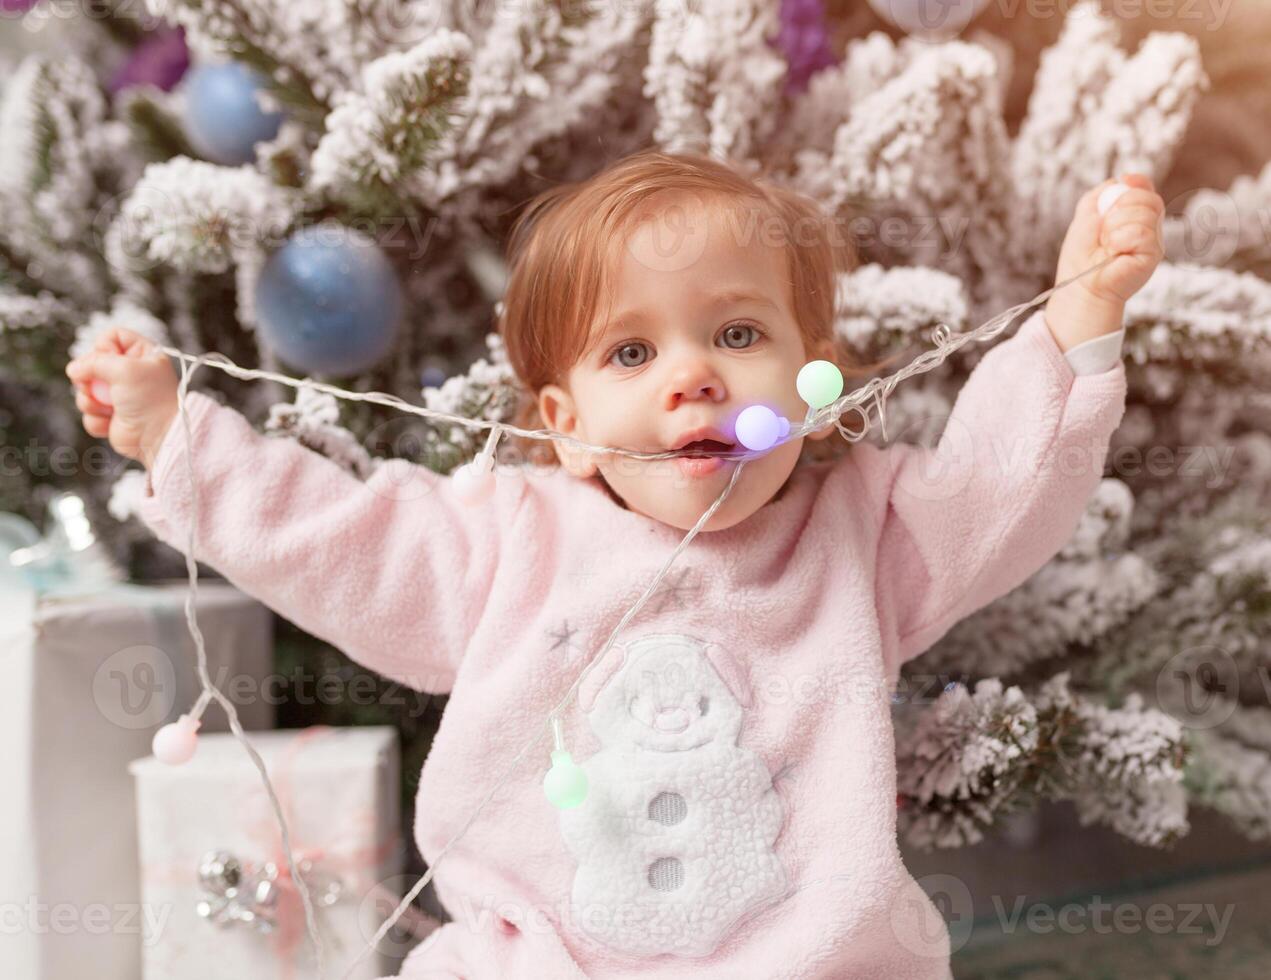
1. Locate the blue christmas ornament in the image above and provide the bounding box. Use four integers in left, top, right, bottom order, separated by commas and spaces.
182, 61, 284, 166
420, 365, 448, 389
255, 225, 404, 377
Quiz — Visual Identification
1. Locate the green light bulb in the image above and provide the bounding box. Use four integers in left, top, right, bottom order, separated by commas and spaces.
797, 360, 844, 410
544, 749, 588, 809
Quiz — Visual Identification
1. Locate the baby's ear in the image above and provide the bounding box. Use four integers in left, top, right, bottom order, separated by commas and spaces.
807, 335, 838, 364
538, 383, 598, 478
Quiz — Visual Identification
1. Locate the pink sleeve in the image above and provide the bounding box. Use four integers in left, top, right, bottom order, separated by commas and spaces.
136, 390, 525, 693
868, 308, 1128, 679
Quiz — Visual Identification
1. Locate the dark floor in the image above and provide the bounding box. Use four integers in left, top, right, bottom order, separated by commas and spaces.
900, 800, 1271, 978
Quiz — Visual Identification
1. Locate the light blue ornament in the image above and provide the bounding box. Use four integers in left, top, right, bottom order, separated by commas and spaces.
182, 61, 284, 166
0, 511, 40, 593
735, 405, 791, 453
4, 494, 125, 597
544, 749, 588, 809
255, 225, 404, 377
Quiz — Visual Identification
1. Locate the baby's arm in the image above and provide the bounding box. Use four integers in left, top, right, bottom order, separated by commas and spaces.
66, 330, 517, 694
135, 389, 520, 694
869, 175, 1163, 679
867, 310, 1125, 677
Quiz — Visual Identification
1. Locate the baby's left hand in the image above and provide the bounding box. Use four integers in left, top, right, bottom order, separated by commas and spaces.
1055, 172, 1166, 310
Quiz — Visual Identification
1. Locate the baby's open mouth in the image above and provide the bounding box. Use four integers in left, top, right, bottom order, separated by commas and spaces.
677, 439, 734, 458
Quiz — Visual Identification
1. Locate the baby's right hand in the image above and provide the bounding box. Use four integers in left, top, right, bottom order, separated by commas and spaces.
65, 327, 179, 467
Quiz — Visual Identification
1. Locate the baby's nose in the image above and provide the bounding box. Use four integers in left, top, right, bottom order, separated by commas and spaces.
667, 364, 726, 408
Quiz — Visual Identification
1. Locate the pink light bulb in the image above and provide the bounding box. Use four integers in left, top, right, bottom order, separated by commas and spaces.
153, 713, 201, 765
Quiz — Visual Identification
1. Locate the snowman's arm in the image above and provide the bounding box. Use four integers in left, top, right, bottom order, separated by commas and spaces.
736, 755, 787, 841
558, 774, 628, 860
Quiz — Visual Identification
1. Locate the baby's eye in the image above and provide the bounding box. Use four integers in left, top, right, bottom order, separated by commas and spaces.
718, 322, 761, 350
610, 341, 652, 369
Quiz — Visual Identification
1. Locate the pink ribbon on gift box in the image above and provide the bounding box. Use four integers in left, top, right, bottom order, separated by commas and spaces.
262, 727, 443, 977
142, 725, 443, 979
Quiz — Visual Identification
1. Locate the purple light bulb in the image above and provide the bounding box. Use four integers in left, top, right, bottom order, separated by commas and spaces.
735, 405, 791, 452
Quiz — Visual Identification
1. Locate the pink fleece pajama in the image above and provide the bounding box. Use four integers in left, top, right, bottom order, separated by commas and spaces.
138, 310, 1127, 978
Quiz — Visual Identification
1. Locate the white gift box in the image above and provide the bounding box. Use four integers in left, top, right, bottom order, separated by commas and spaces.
0, 581, 274, 980
130, 726, 405, 980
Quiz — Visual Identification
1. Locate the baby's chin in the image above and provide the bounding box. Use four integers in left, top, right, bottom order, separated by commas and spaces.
604, 452, 798, 532
621, 494, 758, 533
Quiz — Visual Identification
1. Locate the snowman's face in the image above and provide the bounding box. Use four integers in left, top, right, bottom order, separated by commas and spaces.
589, 638, 743, 752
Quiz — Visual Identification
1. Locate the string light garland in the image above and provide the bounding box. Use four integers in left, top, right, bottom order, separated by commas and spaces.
138, 253, 1116, 978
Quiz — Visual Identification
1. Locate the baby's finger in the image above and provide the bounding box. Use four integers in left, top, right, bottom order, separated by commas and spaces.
1100, 187, 1161, 215
82, 413, 111, 438
1101, 204, 1164, 237
1107, 219, 1164, 256
76, 388, 112, 417
93, 326, 152, 358
93, 329, 128, 356
66, 354, 100, 381
1065, 179, 1122, 258
1118, 172, 1156, 193
87, 351, 142, 385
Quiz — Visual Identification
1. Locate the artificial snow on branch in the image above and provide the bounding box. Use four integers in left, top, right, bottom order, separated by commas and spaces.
265, 385, 377, 478
645, 0, 786, 163
1008, 0, 1206, 288
105, 157, 301, 278
896, 672, 1188, 850
308, 30, 474, 210
834, 262, 969, 358
0, 55, 128, 307
407, 0, 648, 219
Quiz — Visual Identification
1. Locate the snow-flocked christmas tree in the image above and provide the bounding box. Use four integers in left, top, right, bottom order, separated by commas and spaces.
1, 0, 1267, 852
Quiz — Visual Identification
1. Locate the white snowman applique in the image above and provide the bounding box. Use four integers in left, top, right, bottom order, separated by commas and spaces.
557, 633, 789, 958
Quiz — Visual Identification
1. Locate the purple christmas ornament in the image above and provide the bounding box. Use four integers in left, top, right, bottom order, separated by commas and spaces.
0, 0, 41, 14
109, 25, 190, 94
773, 0, 838, 96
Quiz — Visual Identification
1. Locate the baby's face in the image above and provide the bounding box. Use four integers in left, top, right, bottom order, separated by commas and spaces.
537, 192, 832, 532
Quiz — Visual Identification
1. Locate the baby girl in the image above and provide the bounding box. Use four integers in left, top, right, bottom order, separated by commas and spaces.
67, 151, 1164, 979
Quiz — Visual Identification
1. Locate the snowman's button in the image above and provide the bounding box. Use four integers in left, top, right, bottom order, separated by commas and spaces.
648, 791, 687, 826
648, 856, 684, 892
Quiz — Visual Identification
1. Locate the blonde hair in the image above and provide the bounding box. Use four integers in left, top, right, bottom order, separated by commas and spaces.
496, 148, 899, 467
